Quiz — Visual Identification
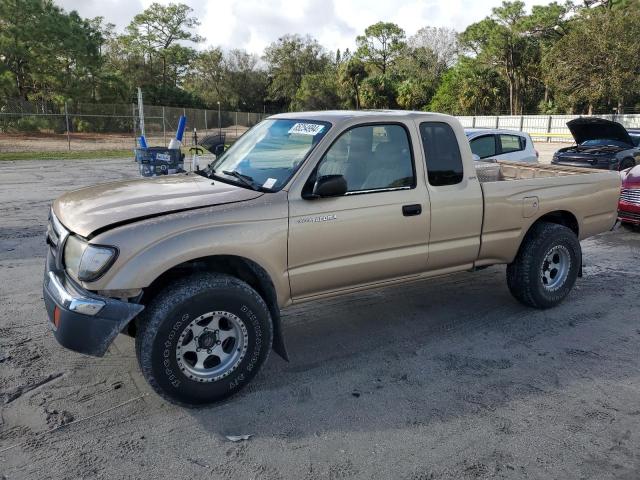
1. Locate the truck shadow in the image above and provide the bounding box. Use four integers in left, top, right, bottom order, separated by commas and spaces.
185, 264, 633, 442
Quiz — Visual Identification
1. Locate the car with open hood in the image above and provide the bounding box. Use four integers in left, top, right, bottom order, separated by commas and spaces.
43, 110, 621, 406
551, 118, 640, 171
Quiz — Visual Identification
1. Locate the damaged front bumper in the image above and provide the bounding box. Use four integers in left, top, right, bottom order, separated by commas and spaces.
43, 252, 144, 357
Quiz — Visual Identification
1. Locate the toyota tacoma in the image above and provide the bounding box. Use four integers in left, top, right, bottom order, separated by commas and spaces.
44, 111, 621, 405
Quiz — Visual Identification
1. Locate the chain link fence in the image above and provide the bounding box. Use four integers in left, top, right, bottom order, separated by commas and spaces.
2, 98, 640, 154
0, 99, 269, 153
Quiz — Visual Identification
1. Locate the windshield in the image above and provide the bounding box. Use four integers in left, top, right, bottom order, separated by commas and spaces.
580, 138, 631, 148
210, 119, 331, 191
630, 134, 640, 147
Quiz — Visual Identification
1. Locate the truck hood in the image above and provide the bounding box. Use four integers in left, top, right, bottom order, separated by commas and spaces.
53, 174, 263, 238
567, 117, 633, 146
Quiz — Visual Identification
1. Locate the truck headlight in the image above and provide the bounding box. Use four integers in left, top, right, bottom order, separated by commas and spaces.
64, 235, 118, 281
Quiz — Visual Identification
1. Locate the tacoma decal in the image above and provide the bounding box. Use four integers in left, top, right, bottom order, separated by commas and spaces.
296, 214, 337, 224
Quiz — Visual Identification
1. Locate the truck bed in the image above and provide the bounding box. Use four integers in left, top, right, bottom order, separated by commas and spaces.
475, 160, 601, 183
474, 160, 621, 266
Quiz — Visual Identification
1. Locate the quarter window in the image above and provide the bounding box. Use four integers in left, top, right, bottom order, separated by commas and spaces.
420, 122, 464, 186
499, 134, 524, 153
316, 124, 414, 193
470, 135, 496, 159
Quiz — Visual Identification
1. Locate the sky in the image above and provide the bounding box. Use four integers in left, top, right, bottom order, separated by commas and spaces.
57, 0, 551, 54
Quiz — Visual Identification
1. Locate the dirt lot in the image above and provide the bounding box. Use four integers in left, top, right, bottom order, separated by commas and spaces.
1, 157, 639, 479
0, 126, 250, 153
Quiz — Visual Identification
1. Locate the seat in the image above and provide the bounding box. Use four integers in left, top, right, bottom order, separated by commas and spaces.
361, 128, 412, 190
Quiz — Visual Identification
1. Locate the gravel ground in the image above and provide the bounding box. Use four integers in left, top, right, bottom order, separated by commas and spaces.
0, 156, 639, 480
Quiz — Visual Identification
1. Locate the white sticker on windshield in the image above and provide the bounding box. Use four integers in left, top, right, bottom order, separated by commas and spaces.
288, 123, 324, 136
263, 178, 277, 189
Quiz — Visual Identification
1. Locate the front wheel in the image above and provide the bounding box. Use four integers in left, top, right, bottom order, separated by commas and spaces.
507, 222, 581, 309
135, 273, 273, 406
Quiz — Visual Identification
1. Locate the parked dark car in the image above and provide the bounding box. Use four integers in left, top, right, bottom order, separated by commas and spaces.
619, 164, 640, 226
551, 118, 640, 171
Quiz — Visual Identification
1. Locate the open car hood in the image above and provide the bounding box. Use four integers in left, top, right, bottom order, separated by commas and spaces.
53, 174, 262, 238
567, 117, 633, 146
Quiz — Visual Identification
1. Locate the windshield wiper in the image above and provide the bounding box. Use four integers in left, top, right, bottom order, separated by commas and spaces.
222, 170, 261, 191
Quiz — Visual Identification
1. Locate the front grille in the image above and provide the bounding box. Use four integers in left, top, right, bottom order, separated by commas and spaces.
620, 188, 640, 205
46, 217, 59, 249
618, 210, 640, 221
46, 211, 69, 266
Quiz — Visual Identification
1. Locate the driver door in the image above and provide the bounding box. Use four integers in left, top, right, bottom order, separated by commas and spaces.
287, 123, 430, 299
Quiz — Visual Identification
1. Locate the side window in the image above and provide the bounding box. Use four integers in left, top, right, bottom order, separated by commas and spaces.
470, 135, 496, 159
420, 122, 464, 186
499, 134, 523, 154
316, 124, 414, 193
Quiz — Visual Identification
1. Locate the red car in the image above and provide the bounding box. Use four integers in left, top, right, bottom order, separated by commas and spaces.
619, 164, 640, 225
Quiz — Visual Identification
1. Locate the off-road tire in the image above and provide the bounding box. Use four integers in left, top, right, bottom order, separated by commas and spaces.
507, 222, 581, 309
135, 273, 273, 406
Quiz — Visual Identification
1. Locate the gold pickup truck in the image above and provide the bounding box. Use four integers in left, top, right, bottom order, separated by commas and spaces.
43, 111, 620, 405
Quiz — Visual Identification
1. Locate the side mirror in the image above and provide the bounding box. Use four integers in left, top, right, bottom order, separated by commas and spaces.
305, 174, 347, 199
472, 153, 481, 161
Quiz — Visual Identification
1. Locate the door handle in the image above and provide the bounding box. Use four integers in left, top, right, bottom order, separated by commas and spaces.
402, 204, 422, 216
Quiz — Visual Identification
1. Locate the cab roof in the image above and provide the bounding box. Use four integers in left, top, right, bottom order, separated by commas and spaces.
269, 110, 455, 124
464, 128, 531, 137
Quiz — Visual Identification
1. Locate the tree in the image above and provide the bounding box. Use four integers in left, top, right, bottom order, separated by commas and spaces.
263, 34, 329, 110
429, 57, 508, 115
338, 57, 366, 109
187, 47, 225, 105
408, 26, 459, 72
544, 6, 640, 113
292, 71, 340, 110
124, 3, 202, 91
360, 74, 397, 109
395, 46, 441, 110
223, 49, 268, 111
355, 22, 407, 75
461, 1, 533, 115
0, 0, 106, 101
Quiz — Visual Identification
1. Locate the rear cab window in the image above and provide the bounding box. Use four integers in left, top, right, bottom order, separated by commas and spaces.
470, 135, 496, 159
420, 122, 464, 186
499, 134, 525, 153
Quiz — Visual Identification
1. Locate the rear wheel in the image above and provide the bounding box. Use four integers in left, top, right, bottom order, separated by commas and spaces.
135, 273, 273, 406
507, 222, 581, 309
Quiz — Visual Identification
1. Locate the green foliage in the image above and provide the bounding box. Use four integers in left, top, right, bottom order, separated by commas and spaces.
118, 2, 202, 102
543, 6, 640, 113
1, 0, 640, 117
355, 22, 407, 75
360, 74, 398, 109
0, 0, 107, 101
338, 57, 367, 109
394, 47, 440, 110
292, 71, 341, 110
429, 57, 508, 114
263, 34, 329, 110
